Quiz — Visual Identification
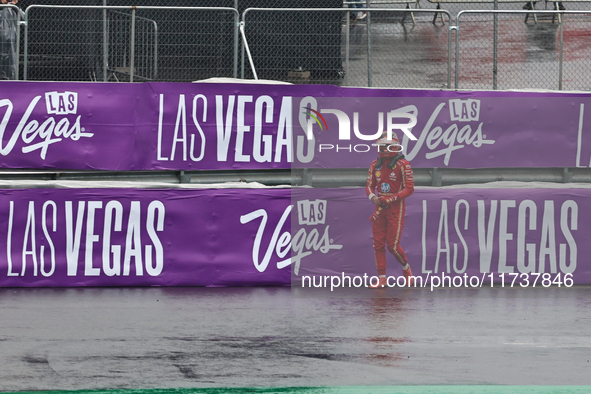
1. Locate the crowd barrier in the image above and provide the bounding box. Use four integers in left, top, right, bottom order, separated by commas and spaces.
241, 8, 453, 88
22, 5, 240, 82
0, 80, 589, 287
1, 81, 591, 171
0, 183, 588, 287
3, 4, 591, 90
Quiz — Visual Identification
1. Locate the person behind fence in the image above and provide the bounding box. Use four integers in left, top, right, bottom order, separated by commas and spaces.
0, 0, 24, 80
366, 131, 415, 288
523, 1, 565, 10
347, 0, 366, 21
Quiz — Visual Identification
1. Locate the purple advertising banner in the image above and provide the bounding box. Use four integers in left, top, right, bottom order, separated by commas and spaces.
293, 187, 588, 288
0, 185, 590, 287
1, 81, 591, 170
0, 188, 291, 287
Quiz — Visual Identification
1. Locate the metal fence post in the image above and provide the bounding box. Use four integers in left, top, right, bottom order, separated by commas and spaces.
454, 13, 461, 89
366, 4, 372, 87
559, 15, 564, 90
493, 3, 498, 90
239, 3, 244, 79
129, 6, 136, 83
447, 12, 452, 89
103, 0, 108, 82
234, 0, 239, 79
15, 5, 21, 81
345, 10, 350, 87
153, 21, 158, 80
233, 2, 239, 79
241, 38, 245, 79
239, 16, 258, 80
23, 6, 28, 81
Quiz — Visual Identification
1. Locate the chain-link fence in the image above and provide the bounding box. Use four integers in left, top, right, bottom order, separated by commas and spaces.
105, 10, 158, 82
24, 5, 239, 82
241, 8, 452, 88
241, 8, 344, 84
4, 1, 591, 90
341, 8, 453, 88
455, 10, 591, 90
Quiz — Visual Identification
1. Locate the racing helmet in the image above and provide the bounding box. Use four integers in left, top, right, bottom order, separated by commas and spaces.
376, 131, 401, 158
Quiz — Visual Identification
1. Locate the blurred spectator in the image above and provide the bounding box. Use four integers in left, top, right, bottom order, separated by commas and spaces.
348, 0, 366, 21
0, 0, 24, 80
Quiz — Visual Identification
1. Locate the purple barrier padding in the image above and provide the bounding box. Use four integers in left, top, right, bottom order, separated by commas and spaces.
2, 81, 591, 170
1, 186, 589, 287
0, 188, 291, 287
292, 188, 589, 285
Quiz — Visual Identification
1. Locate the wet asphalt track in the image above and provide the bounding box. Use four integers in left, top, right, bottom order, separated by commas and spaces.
3, 5, 591, 393
1, 286, 591, 391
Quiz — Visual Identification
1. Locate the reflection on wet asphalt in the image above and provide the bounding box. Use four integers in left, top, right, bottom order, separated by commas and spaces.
1, 286, 591, 390
342, 9, 591, 91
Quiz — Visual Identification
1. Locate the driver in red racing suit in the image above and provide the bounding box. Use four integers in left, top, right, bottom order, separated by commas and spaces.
366, 131, 414, 288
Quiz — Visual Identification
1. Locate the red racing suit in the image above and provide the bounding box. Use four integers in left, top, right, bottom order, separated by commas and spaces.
365, 156, 414, 276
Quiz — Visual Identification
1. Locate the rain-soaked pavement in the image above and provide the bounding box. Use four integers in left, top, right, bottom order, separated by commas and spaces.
1, 286, 591, 390
339, 4, 591, 91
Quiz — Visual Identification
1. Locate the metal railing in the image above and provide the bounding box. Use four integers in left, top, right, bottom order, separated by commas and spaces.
241, 8, 453, 88
105, 10, 158, 82
0, 167, 589, 187
1, 4, 591, 91
23, 5, 239, 82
